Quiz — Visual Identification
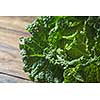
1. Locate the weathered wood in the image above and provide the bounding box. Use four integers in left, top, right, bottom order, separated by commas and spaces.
0, 17, 35, 83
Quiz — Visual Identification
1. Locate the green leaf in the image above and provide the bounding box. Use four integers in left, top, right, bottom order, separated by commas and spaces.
19, 16, 100, 83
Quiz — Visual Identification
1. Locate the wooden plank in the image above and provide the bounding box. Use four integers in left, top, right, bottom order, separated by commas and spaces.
0, 17, 36, 83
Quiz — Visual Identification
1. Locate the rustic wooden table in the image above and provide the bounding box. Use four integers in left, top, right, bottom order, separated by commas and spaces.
0, 16, 35, 83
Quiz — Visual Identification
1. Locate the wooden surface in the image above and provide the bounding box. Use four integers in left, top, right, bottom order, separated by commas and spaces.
0, 16, 36, 83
